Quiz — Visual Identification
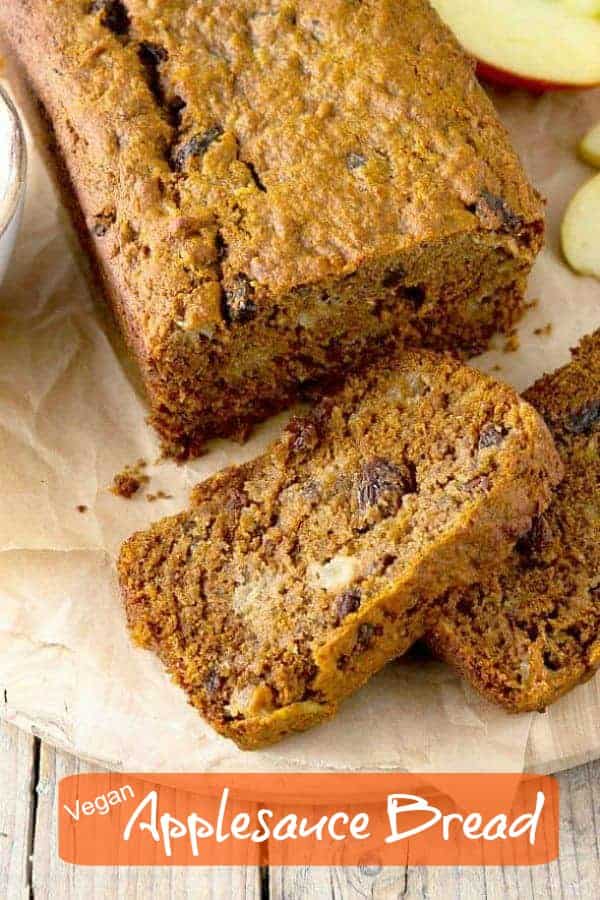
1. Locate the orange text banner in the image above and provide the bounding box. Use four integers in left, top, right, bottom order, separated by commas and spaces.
58, 773, 559, 867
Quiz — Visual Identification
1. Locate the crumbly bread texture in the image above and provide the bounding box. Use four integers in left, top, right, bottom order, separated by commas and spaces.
427, 331, 600, 712
1, 0, 543, 456
119, 351, 561, 749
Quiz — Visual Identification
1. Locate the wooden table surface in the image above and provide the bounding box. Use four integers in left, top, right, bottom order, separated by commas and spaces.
1, 723, 599, 899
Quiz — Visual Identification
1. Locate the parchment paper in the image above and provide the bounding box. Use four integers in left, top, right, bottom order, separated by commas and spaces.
0, 79, 599, 774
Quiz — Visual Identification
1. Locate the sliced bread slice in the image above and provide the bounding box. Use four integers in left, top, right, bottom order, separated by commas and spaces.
427, 331, 600, 711
119, 351, 561, 748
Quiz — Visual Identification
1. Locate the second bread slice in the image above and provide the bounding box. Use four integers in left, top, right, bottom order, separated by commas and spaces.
119, 352, 561, 749
426, 331, 600, 711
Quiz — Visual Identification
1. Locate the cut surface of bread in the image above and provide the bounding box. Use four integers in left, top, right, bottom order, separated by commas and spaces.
119, 352, 561, 748
427, 330, 600, 711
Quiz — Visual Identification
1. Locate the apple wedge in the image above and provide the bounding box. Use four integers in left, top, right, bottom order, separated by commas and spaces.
562, 173, 600, 278
431, 0, 600, 91
580, 123, 600, 168
563, 0, 600, 15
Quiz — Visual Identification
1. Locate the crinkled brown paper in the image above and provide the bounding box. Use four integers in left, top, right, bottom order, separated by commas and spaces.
0, 78, 599, 774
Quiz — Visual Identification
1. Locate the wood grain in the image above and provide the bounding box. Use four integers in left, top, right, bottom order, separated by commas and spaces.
270, 759, 600, 900
33, 741, 262, 900
1, 723, 600, 899
0, 724, 37, 900
0, 725, 261, 899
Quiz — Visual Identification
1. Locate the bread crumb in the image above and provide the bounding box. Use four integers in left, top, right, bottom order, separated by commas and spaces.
503, 330, 520, 353
111, 459, 149, 499
147, 490, 173, 502
491, 364, 502, 372
534, 323, 553, 337
76, 504, 88, 513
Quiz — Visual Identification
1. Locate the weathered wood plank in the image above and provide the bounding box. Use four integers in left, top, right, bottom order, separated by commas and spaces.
0, 723, 37, 900
3, 720, 600, 900
271, 759, 600, 900
31, 741, 262, 900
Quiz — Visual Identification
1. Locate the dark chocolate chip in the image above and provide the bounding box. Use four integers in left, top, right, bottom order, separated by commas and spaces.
356, 458, 416, 515
347, 152, 366, 170
90, 0, 130, 35
475, 190, 523, 234
335, 589, 361, 625
565, 400, 600, 435
222, 274, 257, 324
478, 423, 507, 450
171, 125, 224, 171
516, 514, 553, 565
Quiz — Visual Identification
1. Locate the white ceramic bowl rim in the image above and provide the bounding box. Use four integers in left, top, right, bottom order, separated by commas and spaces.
0, 83, 27, 240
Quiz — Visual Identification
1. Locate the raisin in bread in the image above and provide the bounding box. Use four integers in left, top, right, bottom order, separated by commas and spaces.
427, 331, 600, 711
119, 351, 561, 748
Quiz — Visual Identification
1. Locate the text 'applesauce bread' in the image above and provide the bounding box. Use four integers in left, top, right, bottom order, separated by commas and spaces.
427, 330, 600, 712
1, 0, 543, 456
119, 351, 561, 749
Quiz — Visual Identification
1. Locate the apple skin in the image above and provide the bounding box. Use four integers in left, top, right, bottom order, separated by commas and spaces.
476, 61, 595, 94
431, 0, 600, 94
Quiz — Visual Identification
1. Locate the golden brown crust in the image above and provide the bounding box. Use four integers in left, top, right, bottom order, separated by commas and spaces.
427, 330, 600, 712
119, 350, 561, 749
1, 0, 543, 455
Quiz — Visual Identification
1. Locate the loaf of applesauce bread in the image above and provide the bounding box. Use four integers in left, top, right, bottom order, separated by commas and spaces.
0, 0, 543, 456
427, 331, 600, 712
119, 351, 561, 749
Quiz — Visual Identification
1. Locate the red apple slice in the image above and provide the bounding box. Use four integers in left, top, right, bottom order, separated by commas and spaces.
431, 0, 600, 91
580, 122, 600, 168
561, 173, 600, 278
